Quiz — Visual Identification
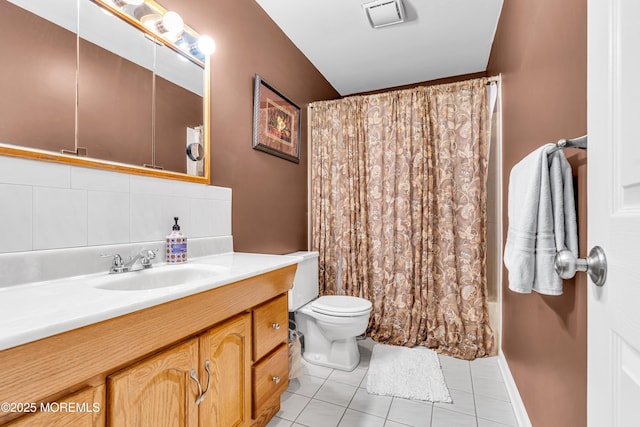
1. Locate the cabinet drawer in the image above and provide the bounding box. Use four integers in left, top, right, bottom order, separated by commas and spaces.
252, 294, 288, 361
251, 343, 288, 418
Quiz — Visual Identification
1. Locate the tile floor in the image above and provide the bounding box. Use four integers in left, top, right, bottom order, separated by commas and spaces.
268, 338, 517, 427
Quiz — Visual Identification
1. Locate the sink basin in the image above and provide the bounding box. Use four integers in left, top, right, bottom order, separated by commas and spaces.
94, 264, 228, 291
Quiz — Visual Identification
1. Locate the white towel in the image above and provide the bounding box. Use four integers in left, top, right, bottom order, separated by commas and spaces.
504, 144, 578, 295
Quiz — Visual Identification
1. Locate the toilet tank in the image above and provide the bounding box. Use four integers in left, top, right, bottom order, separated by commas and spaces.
286, 251, 319, 312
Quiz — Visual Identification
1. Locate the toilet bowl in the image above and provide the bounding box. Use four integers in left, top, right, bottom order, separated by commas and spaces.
295, 295, 371, 371
287, 252, 372, 371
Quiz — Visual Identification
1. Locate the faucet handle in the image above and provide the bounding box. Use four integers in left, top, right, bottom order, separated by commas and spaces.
101, 253, 125, 273
140, 248, 158, 268
142, 248, 158, 259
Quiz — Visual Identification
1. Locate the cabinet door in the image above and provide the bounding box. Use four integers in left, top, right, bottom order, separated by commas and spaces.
108, 339, 199, 427
199, 314, 251, 427
7, 385, 105, 427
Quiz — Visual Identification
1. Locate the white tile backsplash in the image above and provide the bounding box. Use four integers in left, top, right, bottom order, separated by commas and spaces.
130, 194, 193, 242
190, 198, 232, 238
0, 156, 70, 188
0, 157, 233, 285
71, 167, 130, 192
0, 184, 33, 252
164, 197, 192, 238
130, 174, 220, 199
33, 187, 88, 250
88, 191, 130, 245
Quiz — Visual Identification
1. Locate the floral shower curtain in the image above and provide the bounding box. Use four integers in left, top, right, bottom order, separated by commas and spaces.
310, 78, 494, 359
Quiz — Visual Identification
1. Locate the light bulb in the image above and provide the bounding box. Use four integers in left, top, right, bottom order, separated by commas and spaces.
160, 11, 184, 34
196, 35, 216, 56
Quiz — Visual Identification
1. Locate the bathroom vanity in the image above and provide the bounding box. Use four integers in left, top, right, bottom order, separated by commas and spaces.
0, 253, 299, 426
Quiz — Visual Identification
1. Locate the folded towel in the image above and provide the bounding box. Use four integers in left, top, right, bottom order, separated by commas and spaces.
504, 144, 578, 295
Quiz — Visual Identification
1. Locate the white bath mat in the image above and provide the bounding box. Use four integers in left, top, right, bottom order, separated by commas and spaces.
367, 343, 452, 403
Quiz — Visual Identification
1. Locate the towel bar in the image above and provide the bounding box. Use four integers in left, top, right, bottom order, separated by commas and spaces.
554, 246, 607, 286
547, 135, 588, 155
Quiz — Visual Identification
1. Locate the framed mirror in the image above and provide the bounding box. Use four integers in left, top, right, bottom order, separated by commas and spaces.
0, 0, 212, 183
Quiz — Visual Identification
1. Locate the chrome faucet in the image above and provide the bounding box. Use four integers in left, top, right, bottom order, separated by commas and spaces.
101, 249, 158, 274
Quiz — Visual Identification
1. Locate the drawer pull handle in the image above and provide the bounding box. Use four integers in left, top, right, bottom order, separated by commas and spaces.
190, 361, 212, 405
196, 360, 212, 405
189, 369, 203, 404
272, 323, 281, 330
272, 376, 281, 384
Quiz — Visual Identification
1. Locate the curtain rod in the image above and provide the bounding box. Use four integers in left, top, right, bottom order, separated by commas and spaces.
309, 75, 502, 108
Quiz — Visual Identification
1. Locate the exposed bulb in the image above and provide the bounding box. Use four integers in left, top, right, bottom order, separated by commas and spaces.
159, 11, 184, 34
196, 35, 216, 56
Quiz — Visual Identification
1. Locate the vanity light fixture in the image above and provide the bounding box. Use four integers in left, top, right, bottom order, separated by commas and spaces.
196, 36, 216, 56
94, 0, 215, 64
176, 34, 216, 61
139, 10, 184, 41
156, 11, 184, 35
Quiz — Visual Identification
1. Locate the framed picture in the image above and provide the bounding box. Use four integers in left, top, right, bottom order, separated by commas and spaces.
252, 74, 301, 163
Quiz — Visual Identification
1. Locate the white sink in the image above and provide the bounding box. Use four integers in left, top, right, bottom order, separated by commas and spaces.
94, 264, 228, 291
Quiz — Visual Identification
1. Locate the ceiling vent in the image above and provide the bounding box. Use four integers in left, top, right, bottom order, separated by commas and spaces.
362, 0, 406, 29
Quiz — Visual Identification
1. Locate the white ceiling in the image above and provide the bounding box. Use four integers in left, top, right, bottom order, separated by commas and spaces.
255, 0, 503, 95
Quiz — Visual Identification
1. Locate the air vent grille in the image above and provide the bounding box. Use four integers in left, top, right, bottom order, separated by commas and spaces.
362, 0, 405, 29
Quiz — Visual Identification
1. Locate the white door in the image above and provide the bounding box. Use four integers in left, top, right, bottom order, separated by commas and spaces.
588, 0, 640, 426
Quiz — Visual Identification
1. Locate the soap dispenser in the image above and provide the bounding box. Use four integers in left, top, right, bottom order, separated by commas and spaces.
166, 217, 187, 263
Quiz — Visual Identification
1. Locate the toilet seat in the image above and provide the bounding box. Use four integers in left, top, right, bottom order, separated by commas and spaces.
310, 296, 372, 317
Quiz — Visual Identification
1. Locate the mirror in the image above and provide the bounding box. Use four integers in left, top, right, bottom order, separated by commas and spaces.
0, 0, 211, 183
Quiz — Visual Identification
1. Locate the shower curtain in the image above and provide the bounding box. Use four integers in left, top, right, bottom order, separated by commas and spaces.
310, 78, 494, 359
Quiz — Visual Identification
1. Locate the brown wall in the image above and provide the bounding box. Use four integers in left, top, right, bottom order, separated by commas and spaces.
161, 0, 340, 253
78, 39, 154, 167
155, 76, 204, 174
0, 1, 76, 153
487, 0, 588, 426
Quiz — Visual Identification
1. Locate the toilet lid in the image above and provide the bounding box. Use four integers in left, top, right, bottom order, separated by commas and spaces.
310, 296, 372, 316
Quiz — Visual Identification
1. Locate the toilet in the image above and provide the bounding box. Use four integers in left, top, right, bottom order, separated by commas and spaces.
287, 251, 372, 371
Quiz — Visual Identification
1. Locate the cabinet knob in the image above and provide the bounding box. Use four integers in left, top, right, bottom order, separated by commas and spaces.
272, 376, 281, 384
272, 323, 281, 330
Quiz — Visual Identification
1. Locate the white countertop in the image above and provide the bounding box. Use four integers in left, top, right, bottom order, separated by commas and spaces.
0, 252, 302, 351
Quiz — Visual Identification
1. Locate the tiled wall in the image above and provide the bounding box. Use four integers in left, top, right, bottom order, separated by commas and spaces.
0, 156, 232, 253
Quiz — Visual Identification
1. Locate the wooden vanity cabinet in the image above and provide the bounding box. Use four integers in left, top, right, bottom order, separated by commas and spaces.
108, 339, 200, 426
198, 314, 251, 427
0, 265, 295, 427
108, 314, 251, 427
5, 385, 105, 427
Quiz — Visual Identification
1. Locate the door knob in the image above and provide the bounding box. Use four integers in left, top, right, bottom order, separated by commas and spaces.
554, 246, 607, 286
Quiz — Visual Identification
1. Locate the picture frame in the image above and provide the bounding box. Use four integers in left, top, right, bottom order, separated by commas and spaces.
252, 74, 301, 163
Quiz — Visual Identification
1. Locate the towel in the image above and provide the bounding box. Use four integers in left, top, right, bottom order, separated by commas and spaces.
504, 144, 578, 295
